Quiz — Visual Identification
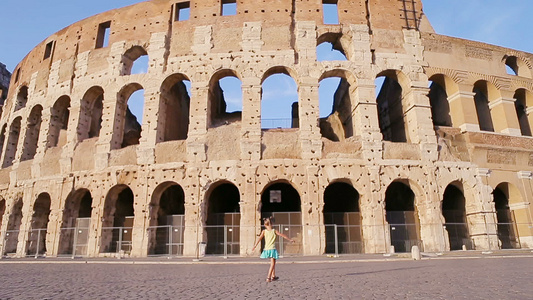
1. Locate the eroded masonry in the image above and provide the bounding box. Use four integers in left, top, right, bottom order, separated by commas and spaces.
0, 0, 532, 258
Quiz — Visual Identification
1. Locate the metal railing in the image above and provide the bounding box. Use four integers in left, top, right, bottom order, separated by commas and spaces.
261, 118, 298, 129
1, 222, 532, 258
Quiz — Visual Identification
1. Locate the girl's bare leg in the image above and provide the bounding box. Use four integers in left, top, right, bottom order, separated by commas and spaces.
267, 258, 276, 280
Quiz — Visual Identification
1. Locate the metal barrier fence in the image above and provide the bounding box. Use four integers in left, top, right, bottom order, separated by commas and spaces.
261, 118, 297, 129
2, 222, 532, 258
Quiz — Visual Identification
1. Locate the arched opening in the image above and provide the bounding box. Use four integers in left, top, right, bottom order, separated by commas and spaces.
376, 71, 409, 142
79, 87, 104, 141
21, 105, 43, 161
4, 199, 23, 255
121, 46, 148, 76
0, 125, 6, 161
117, 83, 144, 149
48, 96, 71, 148
316, 33, 348, 61
59, 189, 93, 255
260, 181, 302, 255
149, 183, 185, 255
208, 70, 242, 128
2, 117, 22, 168
0, 198, 5, 229
319, 70, 356, 141
27, 193, 51, 256
493, 183, 520, 249
428, 75, 452, 127
159, 74, 191, 142
385, 181, 421, 252
100, 185, 135, 254
323, 182, 362, 254
14, 86, 28, 111
514, 89, 532, 136
442, 183, 471, 250
261, 68, 298, 129
205, 182, 240, 255
473, 81, 495, 132
504, 56, 531, 78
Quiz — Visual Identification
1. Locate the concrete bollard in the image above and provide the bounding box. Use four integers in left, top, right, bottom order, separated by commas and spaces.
411, 245, 421, 260
389, 245, 395, 254
462, 245, 467, 251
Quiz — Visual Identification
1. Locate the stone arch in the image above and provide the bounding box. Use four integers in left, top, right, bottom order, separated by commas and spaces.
79, 86, 104, 141
20, 105, 43, 161
158, 74, 191, 142
375, 70, 412, 142
116, 83, 144, 149
148, 182, 186, 255
504, 55, 532, 78
58, 189, 93, 255
493, 182, 523, 249
384, 179, 422, 252
27, 193, 51, 255
100, 184, 135, 253
428, 74, 459, 127
513, 88, 533, 136
259, 179, 302, 255
261, 67, 299, 129
121, 45, 149, 76
323, 180, 362, 254
4, 198, 23, 255
441, 181, 471, 250
473, 80, 499, 132
2, 117, 22, 168
316, 32, 349, 61
14, 85, 28, 112
319, 69, 358, 141
204, 180, 240, 255
208, 69, 243, 128
48, 95, 71, 148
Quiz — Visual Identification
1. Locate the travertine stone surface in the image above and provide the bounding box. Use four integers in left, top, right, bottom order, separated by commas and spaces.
0, 0, 532, 258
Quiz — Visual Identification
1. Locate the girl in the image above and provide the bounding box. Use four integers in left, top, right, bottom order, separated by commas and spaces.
252, 217, 294, 282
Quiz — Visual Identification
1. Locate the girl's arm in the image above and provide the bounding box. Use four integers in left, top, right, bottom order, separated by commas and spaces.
275, 229, 295, 243
252, 230, 265, 251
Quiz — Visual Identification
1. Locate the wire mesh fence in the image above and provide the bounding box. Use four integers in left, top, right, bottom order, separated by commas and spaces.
1, 222, 532, 258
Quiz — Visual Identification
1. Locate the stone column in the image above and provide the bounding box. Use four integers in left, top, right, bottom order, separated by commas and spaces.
417, 169, 447, 252
354, 80, 383, 161
489, 97, 521, 136
239, 165, 260, 257
187, 84, 208, 162
301, 165, 322, 255
183, 168, 204, 257
516, 171, 533, 248
15, 188, 35, 257
86, 190, 106, 257
240, 81, 261, 161
360, 167, 389, 253
131, 176, 150, 257
136, 86, 159, 165
448, 91, 480, 132
94, 88, 120, 170
299, 79, 322, 160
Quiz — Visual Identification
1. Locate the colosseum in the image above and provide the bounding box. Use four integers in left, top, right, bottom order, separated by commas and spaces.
0, 0, 532, 258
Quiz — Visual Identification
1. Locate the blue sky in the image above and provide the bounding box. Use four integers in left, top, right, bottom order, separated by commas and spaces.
0, 0, 531, 125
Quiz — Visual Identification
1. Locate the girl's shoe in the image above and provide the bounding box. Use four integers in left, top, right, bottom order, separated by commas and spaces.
266, 278, 272, 282
271, 276, 279, 281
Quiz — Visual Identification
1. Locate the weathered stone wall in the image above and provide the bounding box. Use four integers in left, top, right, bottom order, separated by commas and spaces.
0, 0, 532, 258
0, 63, 11, 104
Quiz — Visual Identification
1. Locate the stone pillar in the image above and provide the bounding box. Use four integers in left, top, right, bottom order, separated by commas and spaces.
467, 168, 499, 250
360, 167, 389, 253
45, 178, 73, 257
187, 85, 208, 162
448, 91, 480, 132
15, 188, 35, 257
417, 169, 447, 252
131, 176, 150, 257
301, 166, 321, 255
137, 87, 159, 165
239, 165, 260, 256
183, 168, 204, 256
240, 82, 261, 161
516, 171, 533, 248
86, 190, 106, 257
489, 97, 521, 136
299, 79, 322, 160
354, 80, 383, 161
94, 89, 119, 170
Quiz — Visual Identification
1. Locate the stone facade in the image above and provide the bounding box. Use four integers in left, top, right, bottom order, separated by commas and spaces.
0, 62, 11, 105
0, 0, 532, 258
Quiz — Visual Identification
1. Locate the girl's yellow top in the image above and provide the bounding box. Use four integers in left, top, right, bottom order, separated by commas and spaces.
264, 229, 276, 250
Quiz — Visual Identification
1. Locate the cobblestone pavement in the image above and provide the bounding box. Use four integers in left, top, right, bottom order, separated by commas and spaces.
0, 256, 532, 299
